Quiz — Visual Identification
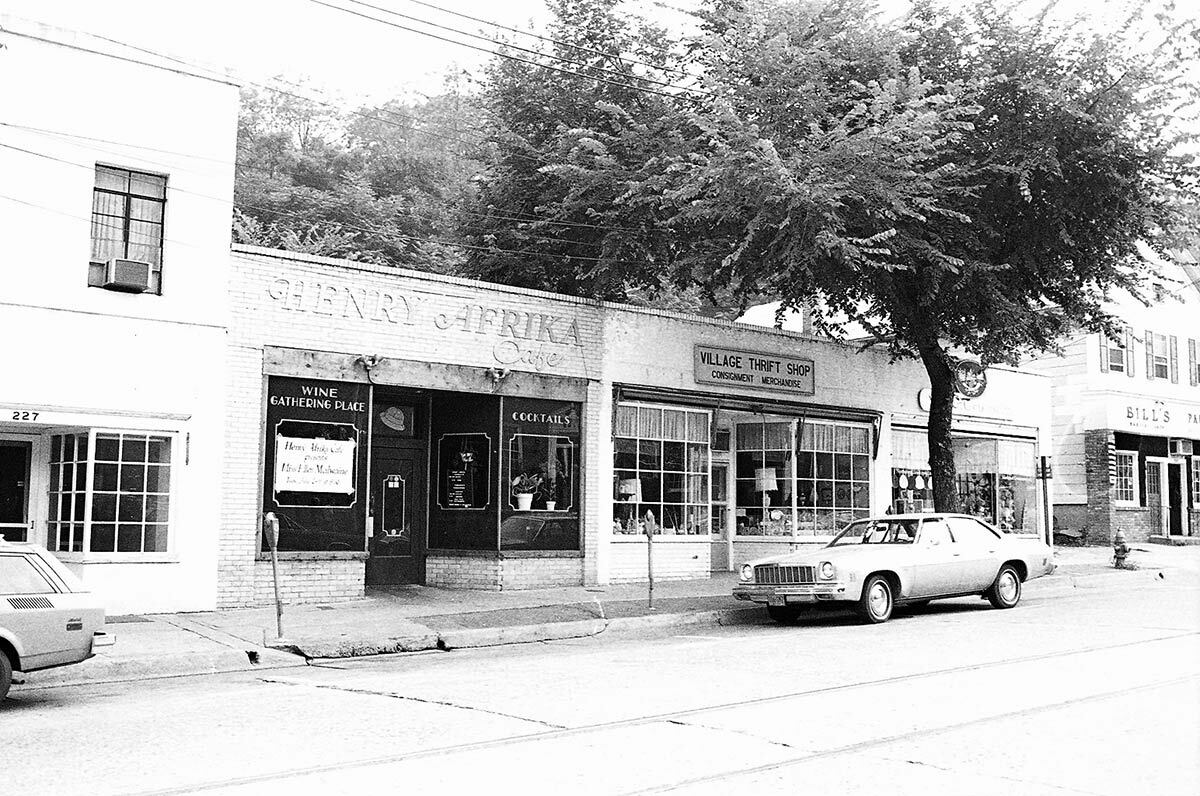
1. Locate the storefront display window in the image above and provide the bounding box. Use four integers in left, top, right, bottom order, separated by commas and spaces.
262, 376, 369, 553
501, 398, 581, 550
731, 418, 871, 537
48, 431, 173, 554
612, 403, 710, 536
890, 429, 1037, 531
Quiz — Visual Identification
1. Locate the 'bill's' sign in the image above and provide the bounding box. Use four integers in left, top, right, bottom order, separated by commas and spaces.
693, 344, 815, 396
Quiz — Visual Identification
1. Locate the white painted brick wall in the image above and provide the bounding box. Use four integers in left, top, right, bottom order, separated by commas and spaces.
608, 541, 710, 583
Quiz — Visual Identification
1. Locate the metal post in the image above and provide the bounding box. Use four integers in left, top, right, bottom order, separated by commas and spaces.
644, 509, 656, 609
264, 512, 284, 640
1039, 456, 1053, 549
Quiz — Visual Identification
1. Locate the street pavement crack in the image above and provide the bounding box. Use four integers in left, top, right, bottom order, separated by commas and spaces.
886, 755, 1104, 795
666, 718, 796, 750
258, 677, 565, 728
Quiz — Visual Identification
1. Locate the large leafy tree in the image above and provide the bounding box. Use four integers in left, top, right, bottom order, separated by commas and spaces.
234, 79, 485, 272
637, 0, 1197, 511
461, 0, 700, 304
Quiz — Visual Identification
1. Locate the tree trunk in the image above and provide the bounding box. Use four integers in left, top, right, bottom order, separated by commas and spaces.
917, 344, 959, 513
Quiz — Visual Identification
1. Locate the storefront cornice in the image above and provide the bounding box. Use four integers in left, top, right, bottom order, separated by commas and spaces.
264, 346, 592, 402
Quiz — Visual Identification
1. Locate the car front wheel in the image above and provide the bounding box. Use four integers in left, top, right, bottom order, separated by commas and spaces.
857, 575, 894, 624
0, 651, 12, 702
987, 565, 1022, 609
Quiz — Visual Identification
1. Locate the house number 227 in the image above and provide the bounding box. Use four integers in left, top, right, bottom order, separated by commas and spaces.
11, 411, 39, 421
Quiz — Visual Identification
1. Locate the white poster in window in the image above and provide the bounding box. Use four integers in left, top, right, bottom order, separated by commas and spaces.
274, 436, 356, 494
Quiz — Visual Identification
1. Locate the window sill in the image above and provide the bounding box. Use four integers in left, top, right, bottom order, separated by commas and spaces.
732, 536, 834, 543
611, 535, 712, 543
499, 550, 582, 559
257, 551, 367, 561
1114, 504, 1145, 512
54, 553, 180, 565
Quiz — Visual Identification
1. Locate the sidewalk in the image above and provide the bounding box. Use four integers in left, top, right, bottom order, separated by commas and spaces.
13, 544, 1200, 692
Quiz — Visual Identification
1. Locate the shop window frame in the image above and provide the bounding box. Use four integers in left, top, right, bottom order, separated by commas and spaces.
612, 402, 712, 538
46, 428, 178, 561
1113, 451, 1138, 506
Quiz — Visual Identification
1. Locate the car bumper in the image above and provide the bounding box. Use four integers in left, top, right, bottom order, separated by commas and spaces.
733, 583, 850, 605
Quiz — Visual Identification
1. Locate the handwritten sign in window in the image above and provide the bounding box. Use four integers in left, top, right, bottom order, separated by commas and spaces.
274, 436, 356, 494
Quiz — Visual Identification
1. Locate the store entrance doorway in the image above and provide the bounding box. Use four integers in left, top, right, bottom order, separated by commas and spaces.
1167, 461, 1184, 536
366, 391, 428, 586
0, 438, 32, 542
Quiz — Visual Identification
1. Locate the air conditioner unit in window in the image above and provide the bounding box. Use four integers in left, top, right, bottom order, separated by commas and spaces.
102, 258, 151, 293
1168, 438, 1194, 456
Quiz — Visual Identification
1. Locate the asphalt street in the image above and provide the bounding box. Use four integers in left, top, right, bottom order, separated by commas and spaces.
4, 576, 1198, 796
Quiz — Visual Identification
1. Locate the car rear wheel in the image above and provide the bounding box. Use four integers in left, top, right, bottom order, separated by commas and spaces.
857, 575, 894, 624
0, 651, 12, 702
767, 605, 805, 625
987, 565, 1022, 609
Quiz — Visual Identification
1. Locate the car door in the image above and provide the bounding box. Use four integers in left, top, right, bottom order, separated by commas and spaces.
945, 516, 1004, 591
0, 551, 72, 669
910, 518, 964, 596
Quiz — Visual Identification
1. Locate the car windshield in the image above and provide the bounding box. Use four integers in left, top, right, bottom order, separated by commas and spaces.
828, 519, 919, 546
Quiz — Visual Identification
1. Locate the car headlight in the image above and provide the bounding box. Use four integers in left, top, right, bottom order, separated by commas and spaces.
740, 564, 754, 582
819, 561, 836, 580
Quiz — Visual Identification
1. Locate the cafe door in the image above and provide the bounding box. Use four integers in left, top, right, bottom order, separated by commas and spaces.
366, 394, 428, 586
0, 438, 33, 542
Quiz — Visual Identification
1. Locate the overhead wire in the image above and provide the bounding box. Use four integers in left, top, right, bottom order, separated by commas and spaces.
0, 137, 668, 267
303, 0, 686, 99
398, 0, 700, 80
332, 0, 708, 95
3, 120, 654, 235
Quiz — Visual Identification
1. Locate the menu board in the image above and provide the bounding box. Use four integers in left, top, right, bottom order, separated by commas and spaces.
437, 433, 491, 510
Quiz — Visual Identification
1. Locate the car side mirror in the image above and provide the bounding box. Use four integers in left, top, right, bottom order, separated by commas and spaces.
926, 536, 939, 546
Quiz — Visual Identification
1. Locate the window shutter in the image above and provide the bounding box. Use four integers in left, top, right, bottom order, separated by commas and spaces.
1125, 329, 1136, 378
1098, 334, 1109, 372
1170, 335, 1179, 383
1146, 330, 1155, 380
1190, 338, 1197, 386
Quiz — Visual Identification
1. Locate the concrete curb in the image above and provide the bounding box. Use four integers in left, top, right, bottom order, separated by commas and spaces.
14, 648, 305, 690
270, 631, 439, 659
438, 618, 609, 649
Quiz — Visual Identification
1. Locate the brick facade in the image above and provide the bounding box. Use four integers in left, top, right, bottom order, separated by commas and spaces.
222, 246, 1052, 607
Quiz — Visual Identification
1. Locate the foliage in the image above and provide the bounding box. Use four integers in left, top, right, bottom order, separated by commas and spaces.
467, 0, 1199, 511
233, 77, 487, 272
460, 0, 708, 306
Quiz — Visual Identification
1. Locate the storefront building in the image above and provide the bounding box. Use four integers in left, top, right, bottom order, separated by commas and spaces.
222, 245, 1052, 606
0, 19, 238, 613
1026, 257, 1200, 544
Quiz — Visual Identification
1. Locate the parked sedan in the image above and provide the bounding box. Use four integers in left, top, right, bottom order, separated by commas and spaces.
733, 514, 1055, 624
1, 541, 111, 701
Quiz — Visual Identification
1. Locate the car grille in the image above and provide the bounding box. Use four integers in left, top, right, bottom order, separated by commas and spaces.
7, 596, 54, 610
754, 564, 815, 584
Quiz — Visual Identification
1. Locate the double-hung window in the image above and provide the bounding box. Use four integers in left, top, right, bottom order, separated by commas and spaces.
1101, 331, 1131, 374
90, 165, 166, 294
1113, 451, 1138, 506
1145, 331, 1177, 382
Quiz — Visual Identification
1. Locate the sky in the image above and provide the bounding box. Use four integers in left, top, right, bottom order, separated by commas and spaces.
1, 0, 702, 101
4, 0, 1169, 106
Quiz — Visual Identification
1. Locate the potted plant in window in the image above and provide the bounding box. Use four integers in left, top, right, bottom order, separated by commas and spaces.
542, 477, 558, 511
511, 472, 543, 511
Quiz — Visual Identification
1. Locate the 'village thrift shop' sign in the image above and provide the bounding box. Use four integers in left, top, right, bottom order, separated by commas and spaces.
694, 344, 815, 396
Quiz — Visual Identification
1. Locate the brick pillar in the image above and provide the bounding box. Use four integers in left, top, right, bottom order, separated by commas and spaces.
1083, 429, 1115, 545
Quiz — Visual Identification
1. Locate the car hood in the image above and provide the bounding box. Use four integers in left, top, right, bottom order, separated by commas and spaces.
746, 543, 899, 568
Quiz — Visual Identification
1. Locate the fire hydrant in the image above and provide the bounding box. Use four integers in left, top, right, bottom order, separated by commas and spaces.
1112, 530, 1131, 568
